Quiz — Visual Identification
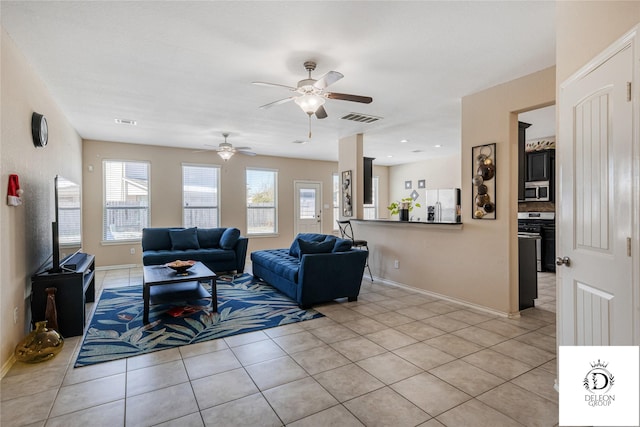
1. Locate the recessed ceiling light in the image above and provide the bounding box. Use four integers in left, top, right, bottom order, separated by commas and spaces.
387, 155, 393, 158
400, 139, 409, 143
115, 118, 137, 126
434, 144, 442, 148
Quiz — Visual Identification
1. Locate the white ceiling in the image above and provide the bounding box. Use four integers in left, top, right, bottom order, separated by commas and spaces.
1, 1, 556, 166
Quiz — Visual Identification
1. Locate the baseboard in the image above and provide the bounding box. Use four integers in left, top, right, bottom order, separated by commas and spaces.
370, 276, 513, 318
95, 263, 140, 271
1, 354, 16, 379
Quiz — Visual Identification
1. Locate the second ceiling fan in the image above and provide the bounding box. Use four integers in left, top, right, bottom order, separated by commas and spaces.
253, 61, 373, 119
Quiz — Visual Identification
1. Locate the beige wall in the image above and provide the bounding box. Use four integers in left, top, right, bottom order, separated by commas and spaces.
0, 29, 83, 372
556, 1, 640, 84
385, 154, 461, 220
356, 67, 555, 315
82, 139, 345, 267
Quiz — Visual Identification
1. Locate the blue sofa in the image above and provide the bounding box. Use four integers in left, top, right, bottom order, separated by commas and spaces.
141, 227, 248, 274
250, 233, 368, 308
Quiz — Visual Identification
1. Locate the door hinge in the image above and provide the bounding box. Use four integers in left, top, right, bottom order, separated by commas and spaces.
627, 82, 632, 101
627, 237, 632, 257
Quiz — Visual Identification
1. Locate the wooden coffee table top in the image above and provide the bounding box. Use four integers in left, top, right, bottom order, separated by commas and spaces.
143, 262, 216, 285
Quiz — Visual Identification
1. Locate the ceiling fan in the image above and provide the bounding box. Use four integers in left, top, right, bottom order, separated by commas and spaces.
253, 61, 373, 120
204, 133, 255, 161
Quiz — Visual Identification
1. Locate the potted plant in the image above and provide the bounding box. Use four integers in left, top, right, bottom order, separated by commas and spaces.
387, 197, 421, 221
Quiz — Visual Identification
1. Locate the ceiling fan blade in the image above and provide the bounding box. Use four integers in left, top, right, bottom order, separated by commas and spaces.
238, 150, 257, 156
252, 81, 297, 91
259, 97, 295, 109
326, 92, 373, 104
313, 71, 343, 89
315, 105, 328, 119
234, 147, 252, 151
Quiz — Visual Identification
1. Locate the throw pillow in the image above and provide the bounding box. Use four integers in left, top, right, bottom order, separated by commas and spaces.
297, 238, 335, 258
288, 233, 328, 257
197, 228, 225, 248
219, 227, 241, 249
332, 238, 353, 252
169, 228, 200, 250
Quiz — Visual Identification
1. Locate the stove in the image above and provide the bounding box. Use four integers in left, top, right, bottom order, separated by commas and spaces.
518, 212, 556, 272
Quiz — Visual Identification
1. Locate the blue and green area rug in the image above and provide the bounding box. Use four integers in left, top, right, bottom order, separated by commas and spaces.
75, 273, 323, 367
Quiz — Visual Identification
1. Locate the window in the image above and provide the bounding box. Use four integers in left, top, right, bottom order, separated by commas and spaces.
246, 168, 277, 234
183, 164, 220, 228
333, 174, 378, 223
103, 160, 149, 241
363, 176, 379, 219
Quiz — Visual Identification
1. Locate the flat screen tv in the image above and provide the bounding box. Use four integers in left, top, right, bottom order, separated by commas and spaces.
50, 175, 82, 273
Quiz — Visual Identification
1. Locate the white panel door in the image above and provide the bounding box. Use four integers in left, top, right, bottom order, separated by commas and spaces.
294, 181, 322, 235
558, 41, 635, 345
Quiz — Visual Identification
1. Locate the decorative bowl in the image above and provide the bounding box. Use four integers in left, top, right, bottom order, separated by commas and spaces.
164, 260, 196, 274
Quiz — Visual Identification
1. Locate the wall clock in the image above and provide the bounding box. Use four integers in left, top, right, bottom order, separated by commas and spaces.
31, 112, 48, 147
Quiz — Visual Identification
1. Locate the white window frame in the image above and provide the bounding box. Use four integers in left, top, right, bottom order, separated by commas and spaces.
102, 159, 150, 243
246, 167, 278, 235
182, 163, 220, 228
363, 176, 379, 219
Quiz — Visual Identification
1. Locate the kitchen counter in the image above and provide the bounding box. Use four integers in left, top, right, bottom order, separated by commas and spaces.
351, 218, 463, 230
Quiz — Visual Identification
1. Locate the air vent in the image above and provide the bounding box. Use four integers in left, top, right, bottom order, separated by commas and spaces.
114, 118, 137, 126
341, 113, 382, 123
411, 149, 424, 153
292, 139, 308, 144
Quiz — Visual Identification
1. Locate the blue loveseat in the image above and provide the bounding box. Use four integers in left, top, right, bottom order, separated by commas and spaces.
250, 233, 368, 308
141, 227, 248, 274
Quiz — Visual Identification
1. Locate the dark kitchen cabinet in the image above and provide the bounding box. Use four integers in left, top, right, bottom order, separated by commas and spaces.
526, 150, 554, 182
518, 122, 531, 201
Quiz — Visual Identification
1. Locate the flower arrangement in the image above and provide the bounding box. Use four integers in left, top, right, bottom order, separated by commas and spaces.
387, 197, 421, 216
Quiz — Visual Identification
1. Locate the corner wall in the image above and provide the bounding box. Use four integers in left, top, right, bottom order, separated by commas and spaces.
0, 29, 83, 373
461, 66, 555, 313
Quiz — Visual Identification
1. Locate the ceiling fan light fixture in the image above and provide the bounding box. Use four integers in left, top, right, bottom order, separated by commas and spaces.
217, 150, 233, 161
295, 94, 325, 114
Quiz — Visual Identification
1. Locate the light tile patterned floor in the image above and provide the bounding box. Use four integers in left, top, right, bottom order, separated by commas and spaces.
1, 268, 558, 426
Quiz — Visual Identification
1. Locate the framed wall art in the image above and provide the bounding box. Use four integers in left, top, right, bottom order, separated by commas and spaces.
342, 170, 353, 217
405, 180, 412, 189
472, 143, 496, 220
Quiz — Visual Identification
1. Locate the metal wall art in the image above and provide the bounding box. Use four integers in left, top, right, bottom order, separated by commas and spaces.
342, 170, 352, 217
472, 143, 496, 219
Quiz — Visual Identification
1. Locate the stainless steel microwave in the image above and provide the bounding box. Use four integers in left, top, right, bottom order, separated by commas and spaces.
524, 181, 550, 202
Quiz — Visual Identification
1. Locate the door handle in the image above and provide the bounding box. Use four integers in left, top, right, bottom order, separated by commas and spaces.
556, 256, 571, 267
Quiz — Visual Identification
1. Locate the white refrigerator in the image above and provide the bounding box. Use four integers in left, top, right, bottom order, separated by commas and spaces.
425, 188, 461, 222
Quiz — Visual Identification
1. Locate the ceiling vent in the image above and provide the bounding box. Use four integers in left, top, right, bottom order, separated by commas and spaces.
292, 139, 308, 144
412, 149, 424, 153
114, 118, 137, 126
341, 113, 382, 123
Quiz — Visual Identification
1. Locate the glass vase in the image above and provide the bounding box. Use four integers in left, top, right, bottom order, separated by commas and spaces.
14, 320, 64, 363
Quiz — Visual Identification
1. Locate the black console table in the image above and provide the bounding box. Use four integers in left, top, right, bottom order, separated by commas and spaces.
31, 253, 96, 337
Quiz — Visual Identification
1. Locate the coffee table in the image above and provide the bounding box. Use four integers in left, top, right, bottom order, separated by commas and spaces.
142, 262, 217, 324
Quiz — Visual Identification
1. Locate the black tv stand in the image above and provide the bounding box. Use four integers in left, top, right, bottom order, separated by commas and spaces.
31, 253, 95, 337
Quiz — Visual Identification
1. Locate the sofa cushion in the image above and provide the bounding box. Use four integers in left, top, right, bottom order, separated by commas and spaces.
251, 249, 299, 282
142, 228, 177, 251
297, 238, 335, 258
197, 228, 225, 248
143, 248, 235, 266
169, 228, 200, 250
332, 238, 353, 253
289, 233, 334, 257
220, 227, 241, 249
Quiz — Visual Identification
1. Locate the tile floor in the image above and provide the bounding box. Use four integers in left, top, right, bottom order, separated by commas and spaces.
1, 268, 558, 426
